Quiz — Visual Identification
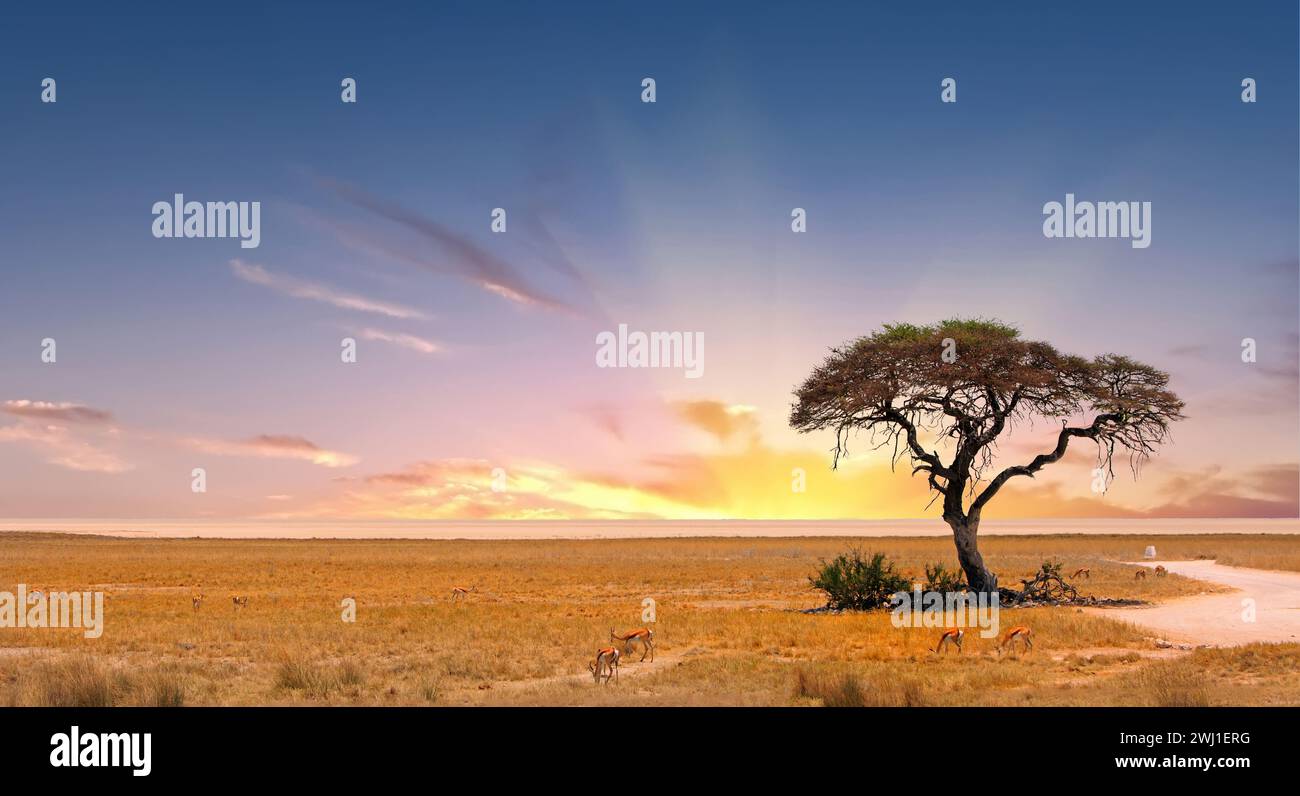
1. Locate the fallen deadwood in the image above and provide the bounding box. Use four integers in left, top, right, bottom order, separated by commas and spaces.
1003, 593, 1147, 608
1016, 560, 1077, 601
998, 561, 1147, 608
804, 559, 1150, 612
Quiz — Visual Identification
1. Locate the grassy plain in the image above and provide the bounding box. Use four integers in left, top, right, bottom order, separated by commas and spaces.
1, 532, 1296, 706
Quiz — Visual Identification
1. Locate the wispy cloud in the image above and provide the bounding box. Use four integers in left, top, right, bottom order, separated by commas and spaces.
356, 327, 441, 354
343, 458, 657, 520
0, 424, 132, 473
314, 178, 582, 315
0, 399, 128, 473
184, 434, 358, 468
2, 400, 113, 424
230, 259, 428, 320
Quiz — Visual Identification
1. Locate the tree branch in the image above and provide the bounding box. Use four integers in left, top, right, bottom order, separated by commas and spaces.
969, 413, 1122, 514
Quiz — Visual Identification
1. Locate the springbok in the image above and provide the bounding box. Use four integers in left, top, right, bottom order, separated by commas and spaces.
997, 626, 1033, 654
1134, 569, 1148, 580
931, 628, 964, 654
450, 585, 477, 602
192, 594, 204, 611
589, 647, 620, 684
610, 627, 655, 662
1154, 565, 1168, 577
231, 595, 249, 610
1071, 567, 1090, 579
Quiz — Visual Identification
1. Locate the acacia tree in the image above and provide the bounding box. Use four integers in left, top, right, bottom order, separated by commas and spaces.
790, 319, 1184, 595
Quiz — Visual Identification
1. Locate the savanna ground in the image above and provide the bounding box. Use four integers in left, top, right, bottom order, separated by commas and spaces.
1, 532, 1297, 707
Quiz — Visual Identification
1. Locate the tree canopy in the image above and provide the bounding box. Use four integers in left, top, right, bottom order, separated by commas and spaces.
790, 319, 1184, 593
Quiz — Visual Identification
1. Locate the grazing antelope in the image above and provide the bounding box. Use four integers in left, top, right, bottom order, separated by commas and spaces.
589, 646, 620, 684
1154, 565, 1168, 577
191, 594, 204, 611
997, 626, 1033, 654
449, 585, 477, 602
1071, 567, 1090, 580
931, 628, 964, 654
1134, 569, 1148, 580
610, 627, 655, 662
231, 595, 249, 610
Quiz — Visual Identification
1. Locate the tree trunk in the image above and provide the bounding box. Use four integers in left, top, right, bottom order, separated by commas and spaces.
946, 514, 999, 595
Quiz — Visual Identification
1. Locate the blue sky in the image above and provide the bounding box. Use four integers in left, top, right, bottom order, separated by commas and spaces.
0, 2, 1296, 520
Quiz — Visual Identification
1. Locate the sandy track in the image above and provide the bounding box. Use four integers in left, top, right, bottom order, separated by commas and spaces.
1089, 560, 1300, 646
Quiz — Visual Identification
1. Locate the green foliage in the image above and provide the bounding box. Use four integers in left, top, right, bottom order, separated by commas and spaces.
810, 549, 911, 611
872, 317, 1020, 345
1036, 560, 1065, 579
873, 322, 929, 342
923, 561, 967, 593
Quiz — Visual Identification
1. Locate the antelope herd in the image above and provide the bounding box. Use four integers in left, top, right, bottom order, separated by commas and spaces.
1134, 566, 1167, 580
185, 582, 649, 688
928, 626, 1035, 656
1069, 564, 1170, 582
925, 558, 1178, 657
185, 593, 246, 611
586, 627, 656, 684
179, 557, 1173, 691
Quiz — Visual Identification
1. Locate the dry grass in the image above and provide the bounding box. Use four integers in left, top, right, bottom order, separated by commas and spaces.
1104, 644, 1300, 707
795, 667, 927, 707
134, 669, 187, 707
5, 654, 190, 707
0, 532, 1295, 706
18, 655, 116, 707
1127, 661, 1211, 707
1211, 548, 1300, 572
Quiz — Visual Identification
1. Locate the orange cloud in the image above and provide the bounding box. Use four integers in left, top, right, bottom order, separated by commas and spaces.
334, 458, 660, 520
673, 400, 759, 443
270, 403, 1298, 521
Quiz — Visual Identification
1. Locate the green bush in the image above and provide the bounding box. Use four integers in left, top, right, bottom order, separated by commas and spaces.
810, 550, 911, 610
923, 561, 967, 593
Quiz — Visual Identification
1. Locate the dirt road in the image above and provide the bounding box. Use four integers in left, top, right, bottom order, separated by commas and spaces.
1091, 560, 1300, 646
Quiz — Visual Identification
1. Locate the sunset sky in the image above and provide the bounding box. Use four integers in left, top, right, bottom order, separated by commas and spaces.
1, 3, 1296, 523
